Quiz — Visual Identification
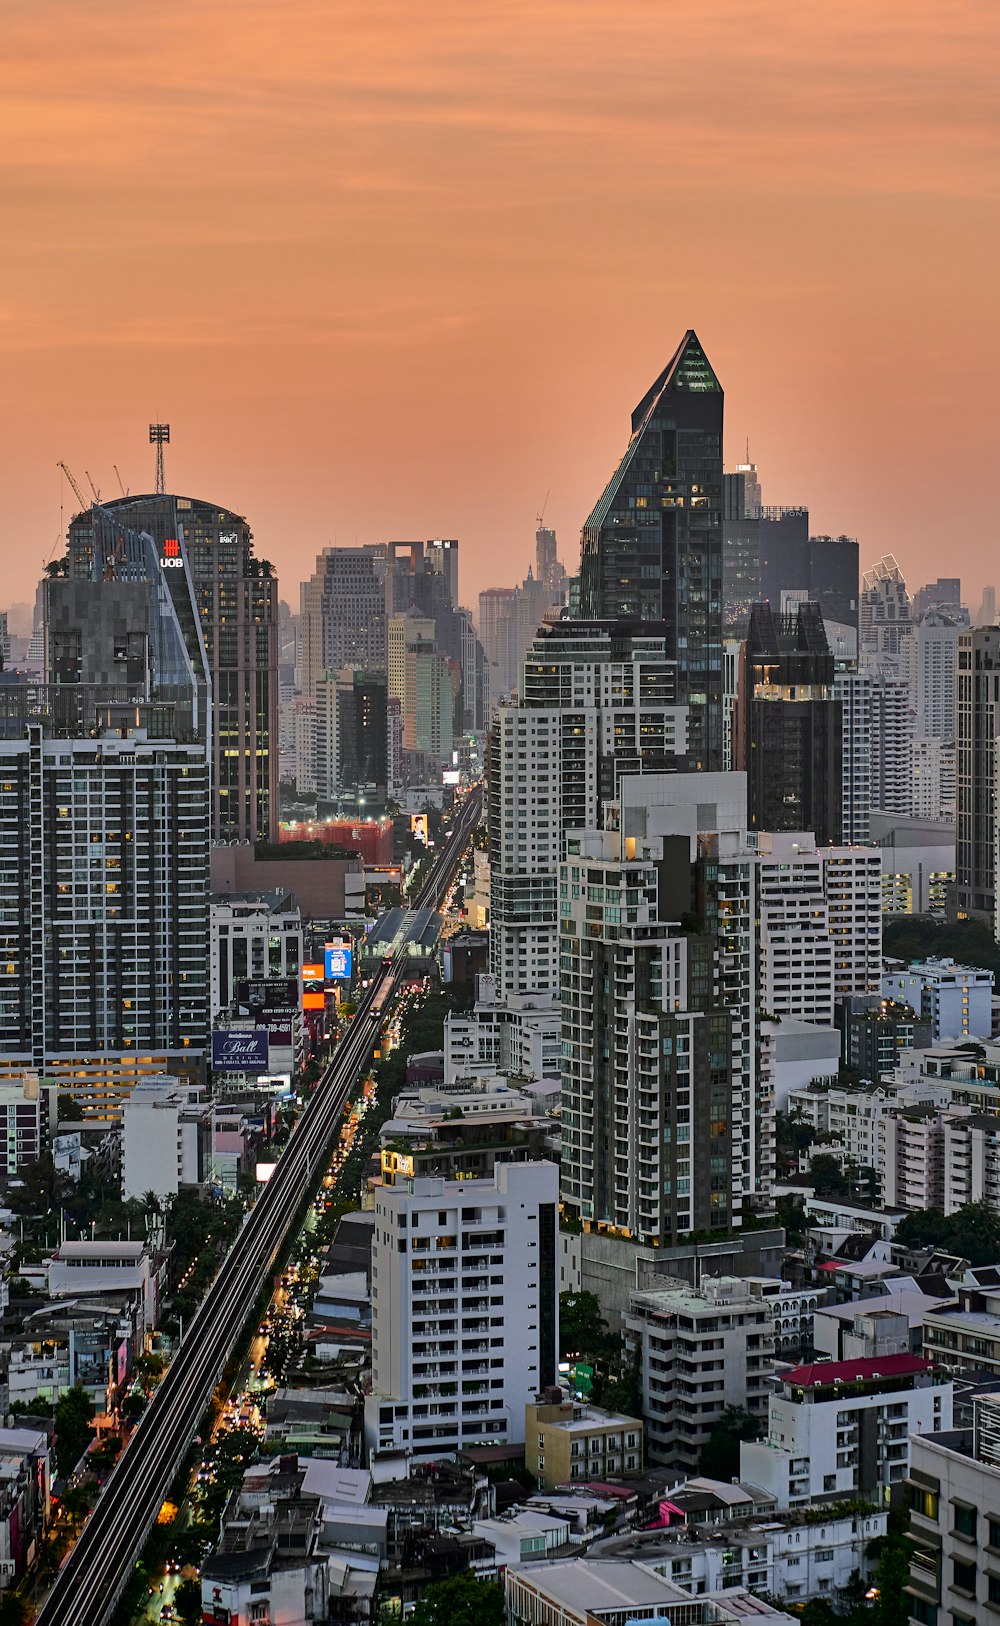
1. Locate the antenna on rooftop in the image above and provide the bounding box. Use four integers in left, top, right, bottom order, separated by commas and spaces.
149, 423, 170, 494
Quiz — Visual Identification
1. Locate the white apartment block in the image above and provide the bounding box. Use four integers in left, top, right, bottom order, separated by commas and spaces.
364, 1162, 559, 1459
443, 976, 561, 1085
900, 610, 959, 739
636, 1501, 888, 1605
910, 737, 956, 823
756, 833, 882, 1023
881, 958, 993, 1041
488, 623, 687, 1001
624, 1278, 776, 1470
121, 1075, 204, 1201
740, 1354, 952, 1509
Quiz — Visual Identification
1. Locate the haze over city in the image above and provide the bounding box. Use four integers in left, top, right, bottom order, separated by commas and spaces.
2, 0, 998, 610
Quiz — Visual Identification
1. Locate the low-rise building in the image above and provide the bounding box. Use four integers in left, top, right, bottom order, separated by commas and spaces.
505, 1556, 798, 1626
0, 1074, 58, 1179
0, 1428, 51, 1588
623, 1277, 775, 1470
378, 1080, 556, 1187
47, 1241, 163, 1333
443, 977, 561, 1086
591, 1486, 887, 1605
121, 1076, 205, 1201
525, 1400, 643, 1493
740, 1354, 952, 1508
882, 957, 993, 1042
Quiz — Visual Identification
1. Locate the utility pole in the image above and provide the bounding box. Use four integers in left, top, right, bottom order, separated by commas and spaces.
149, 423, 170, 495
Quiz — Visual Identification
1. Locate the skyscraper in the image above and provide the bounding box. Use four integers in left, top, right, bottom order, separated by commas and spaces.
67, 494, 278, 842
735, 602, 842, 845
860, 555, 911, 669
489, 619, 687, 998
299, 546, 387, 701
0, 512, 211, 1110
579, 329, 724, 770
956, 626, 1000, 922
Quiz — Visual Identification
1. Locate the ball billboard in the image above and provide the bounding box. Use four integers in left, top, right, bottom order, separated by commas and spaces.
212, 1028, 270, 1072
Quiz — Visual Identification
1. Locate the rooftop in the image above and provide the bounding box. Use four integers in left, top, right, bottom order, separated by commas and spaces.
783, 1354, 931, 1387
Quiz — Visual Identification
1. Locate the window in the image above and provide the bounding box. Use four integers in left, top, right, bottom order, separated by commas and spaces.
953, 1503, 977, 1540
909, 1602, 936, 1626
951, 1557, 976, 1594
990, 1576, 1000, 1606
910, 1485, 940, 1521
989, 1517, 1000, 1549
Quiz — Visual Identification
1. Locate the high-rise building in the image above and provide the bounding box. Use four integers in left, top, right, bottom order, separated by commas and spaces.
299, 546, 387, 701
978, 585, 997, 626
735, 602, 842, 845
911, 576, 963, 620
956, 625, 1000, 922
579, 329, 724, 770
457, 607, 489, 732
364, 1161, 559, 1458
488, 619, 687, 998
722, 464, 762, 630
860, 555, 911, 669
901, 610, 960, 739
312, 668, 389, 802
0, 519, 211, 1110
534, 524, 566, 595
66, 494, 278, 841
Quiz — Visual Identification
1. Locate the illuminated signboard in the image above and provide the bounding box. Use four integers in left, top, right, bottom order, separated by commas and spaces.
324, 943, 353, 980
303, 963, 325, 1012
212, 1029, 269, 1072
160, 537, 184, 570
410, 813, 429, 844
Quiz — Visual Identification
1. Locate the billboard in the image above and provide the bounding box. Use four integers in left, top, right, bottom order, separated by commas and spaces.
410, 812, 429, 844
236, 978, 297, 1014
324, 942, 353, 980
212, 1028, 270, 1072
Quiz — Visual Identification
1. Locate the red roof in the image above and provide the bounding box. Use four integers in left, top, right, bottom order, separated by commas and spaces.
784, 1354, 930, 1387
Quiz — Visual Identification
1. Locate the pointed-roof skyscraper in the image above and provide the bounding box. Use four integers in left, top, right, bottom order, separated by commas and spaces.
579, 329, 725, 769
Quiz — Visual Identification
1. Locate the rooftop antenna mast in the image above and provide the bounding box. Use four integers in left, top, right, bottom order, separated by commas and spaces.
149, 423, 170, 495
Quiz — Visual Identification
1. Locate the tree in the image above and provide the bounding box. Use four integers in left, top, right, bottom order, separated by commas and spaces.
175, 1577, 203, 1626
559, 1290, 613, 1362
54, 1387, 95, 1477
895, 1199, 1000, 1267
808, 1152, 849, 1197
698, 1406, 762, 1480
408, 1574, 505, 1626
9, 1153, 74, 1217
57, 1093, 85, 1122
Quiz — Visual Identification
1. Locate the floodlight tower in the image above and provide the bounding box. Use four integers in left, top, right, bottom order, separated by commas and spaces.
149, 423, 170, 495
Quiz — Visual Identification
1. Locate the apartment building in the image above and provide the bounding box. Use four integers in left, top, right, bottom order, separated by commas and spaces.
906, 1391, 1000, 1626
364, 1162, 559, 1459
756, 832, 882, 1025
881, 958, 993, 1042
524, 1400, 643, 1493
623, 1277, 776, 1470
740, 1354, 952, 1508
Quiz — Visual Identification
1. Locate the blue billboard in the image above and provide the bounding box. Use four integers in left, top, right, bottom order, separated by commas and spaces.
324, 943, 353, 980
212, 1028, 270, 1072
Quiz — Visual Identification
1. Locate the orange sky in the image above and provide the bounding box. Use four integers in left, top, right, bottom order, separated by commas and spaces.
2, 0, 998, 619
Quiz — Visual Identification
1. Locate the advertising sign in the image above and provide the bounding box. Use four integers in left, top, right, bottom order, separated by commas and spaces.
324, 942, 353, 980
212, 1028, 270, 1072
410, 812, 429, 844
236, 978, 297, 1014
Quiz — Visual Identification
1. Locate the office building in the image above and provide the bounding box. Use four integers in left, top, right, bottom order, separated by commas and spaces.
624, 1279, 775, 1470
209, 891, 302, 1019
299, 546, 387, 700
312, 667, 389, 802
364, 1161, 559, 1458
912, 576, 962, 620
66, 494, 278, 841
722, 463, 762, 629
488, 619, 686, 999
755, 504, 859, 634
534, 523, 566, 595
956, 624, 1000, 922
579, 329, 724, 770
906, 1392, 1000, 1626
873, 813, 955, 916
740, 1354, 952, 1509
735, 601, 841, 843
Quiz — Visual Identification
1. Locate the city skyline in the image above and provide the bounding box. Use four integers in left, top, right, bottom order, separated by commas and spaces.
1, 1, 998, 613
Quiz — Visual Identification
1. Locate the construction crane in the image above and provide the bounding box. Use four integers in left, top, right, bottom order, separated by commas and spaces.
536, 489, 550, 530
85, 470, 101, 502
114, 465, 128, 498
57, 461, 90, 516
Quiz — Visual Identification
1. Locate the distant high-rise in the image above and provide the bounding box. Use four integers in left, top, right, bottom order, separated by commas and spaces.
735, 602, 842, 844
979, 586, 997, 626
67, 493, 278, 842
534, 524, 566, 594
912, 577, 962, 620
579, 329, 724, 770
860, 555, 911, 669
956, 625, 1000, 923
299, 546, 387, 700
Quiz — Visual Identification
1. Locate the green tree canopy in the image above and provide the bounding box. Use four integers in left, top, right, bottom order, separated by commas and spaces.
698, 1406, 762, 1480
408, 1574, 505, 1626
54, 1387, 95, 1477
559, 1290, 613, 1363
894, 1199, 1000, 1266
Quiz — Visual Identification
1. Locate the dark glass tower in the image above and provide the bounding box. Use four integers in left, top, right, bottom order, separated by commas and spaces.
67, 495, 279, 842
735, 601, 842, 845
579, 330, 724, 769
